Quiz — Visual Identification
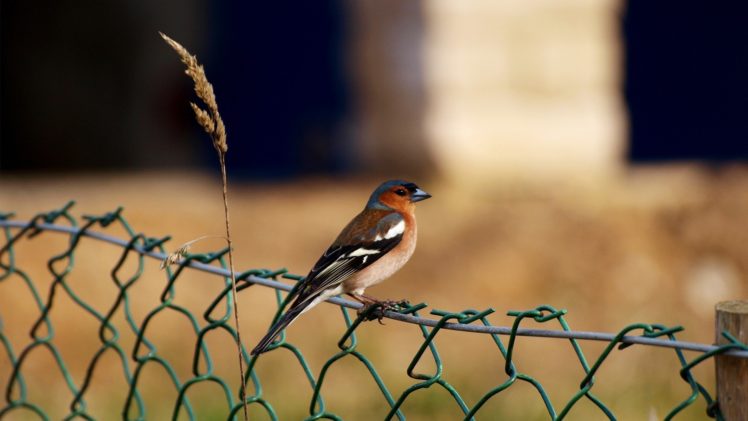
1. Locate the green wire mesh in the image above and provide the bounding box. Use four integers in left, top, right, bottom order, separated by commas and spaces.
1, 202, 746, 420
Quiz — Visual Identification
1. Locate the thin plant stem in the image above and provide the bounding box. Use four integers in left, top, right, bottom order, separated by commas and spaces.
218, 152, 249, 421
159, 32, 249, 421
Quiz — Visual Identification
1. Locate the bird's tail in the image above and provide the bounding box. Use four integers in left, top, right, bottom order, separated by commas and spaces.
251, 301, 311, 355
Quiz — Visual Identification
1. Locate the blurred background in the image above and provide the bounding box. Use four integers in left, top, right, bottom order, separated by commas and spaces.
2, 0, 748, 419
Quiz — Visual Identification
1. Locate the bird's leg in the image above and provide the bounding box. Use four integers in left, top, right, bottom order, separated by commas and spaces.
349, 293, 407, 310
348, 293, 410, 323
363, 294, 410, 310
348, 293, 378, 306
349, 293, 387, 322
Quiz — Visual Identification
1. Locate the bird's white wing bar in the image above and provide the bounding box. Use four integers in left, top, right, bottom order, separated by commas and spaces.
347, 248, 381, 257
384, 220, 405, 239
374, 219, 405, 241
314, 247, 382, 282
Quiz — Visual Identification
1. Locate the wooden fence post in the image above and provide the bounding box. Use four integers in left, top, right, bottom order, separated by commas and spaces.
715, 300, 748, 421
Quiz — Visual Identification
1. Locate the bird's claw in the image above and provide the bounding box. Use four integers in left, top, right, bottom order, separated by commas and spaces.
357, 303, 386, 323
357, 299, 411, 324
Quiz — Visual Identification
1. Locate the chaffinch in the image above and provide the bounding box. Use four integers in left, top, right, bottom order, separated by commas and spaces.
251, 180, 431, 355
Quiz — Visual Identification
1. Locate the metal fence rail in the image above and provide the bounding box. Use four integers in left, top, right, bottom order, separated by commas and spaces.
1, 202, 746, 420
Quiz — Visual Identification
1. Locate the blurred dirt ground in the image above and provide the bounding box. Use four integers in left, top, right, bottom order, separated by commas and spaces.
1, 166, 746, 420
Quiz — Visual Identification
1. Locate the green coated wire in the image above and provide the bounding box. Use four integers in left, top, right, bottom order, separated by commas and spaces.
2, 203, 746, 420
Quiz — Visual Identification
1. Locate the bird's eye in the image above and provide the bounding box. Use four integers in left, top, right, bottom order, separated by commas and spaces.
395, 188, 407, 196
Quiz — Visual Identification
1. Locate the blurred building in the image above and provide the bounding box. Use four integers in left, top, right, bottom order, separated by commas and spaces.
401, 0, 624, 184
1, 1, 746, 179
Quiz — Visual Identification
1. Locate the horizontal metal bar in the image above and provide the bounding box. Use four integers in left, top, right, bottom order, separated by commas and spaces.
3, 219, 747, 359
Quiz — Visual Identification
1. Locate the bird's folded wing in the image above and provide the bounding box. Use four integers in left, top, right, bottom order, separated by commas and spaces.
296, 212, 405, 304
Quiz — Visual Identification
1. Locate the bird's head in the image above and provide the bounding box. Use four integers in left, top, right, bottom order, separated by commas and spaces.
367, 180, 431, 211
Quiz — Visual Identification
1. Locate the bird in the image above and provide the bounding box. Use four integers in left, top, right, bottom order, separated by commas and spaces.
251, 180, 431, 355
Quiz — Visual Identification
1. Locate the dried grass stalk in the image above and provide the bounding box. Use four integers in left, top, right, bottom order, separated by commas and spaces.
160, 32, 227, 154
160, 32, 248, 421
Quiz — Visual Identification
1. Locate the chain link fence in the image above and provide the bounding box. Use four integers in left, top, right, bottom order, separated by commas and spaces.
2, 203, 747, 420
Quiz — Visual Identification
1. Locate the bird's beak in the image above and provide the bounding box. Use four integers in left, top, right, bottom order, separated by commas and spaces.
410, 188, 432, 202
